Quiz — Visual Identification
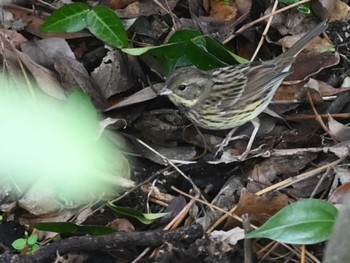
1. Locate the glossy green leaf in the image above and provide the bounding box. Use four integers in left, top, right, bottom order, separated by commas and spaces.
246, 199, 338, 244
32, 222, 116, 236
279, 0, 298, 4
12, 239, 27, 250
86, 6, 128, 48
108, 203, 168, 224
204, 37, 249, 64
41, 3, 89, 32
27, 234, 38, 246
123, 30, 247, 74
297, 3, 311, 14
186, 41, 227, 69
123, 42, 188, 57
279, 0, 311, 15
31, 244, 41, 254
168, 29, 202, 43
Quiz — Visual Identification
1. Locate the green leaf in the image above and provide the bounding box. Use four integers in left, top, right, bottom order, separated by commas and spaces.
168, 29, 203, 43
107, 203, 168, 224
30, 244, 41, 254
297, 3, 311, 14
204, 37, 249, 64
186, 41, 227, 70
123, 42, 188, 57
41, 3, 89, 33
32, 222, 116, 236
12, 238, 27, 250
246, 199, 338, 244
27, 234, 38, 246
86, 6, 128, 48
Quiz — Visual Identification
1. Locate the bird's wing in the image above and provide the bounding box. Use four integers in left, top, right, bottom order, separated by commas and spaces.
202, 64, 248, 109
237, 61, 290, 105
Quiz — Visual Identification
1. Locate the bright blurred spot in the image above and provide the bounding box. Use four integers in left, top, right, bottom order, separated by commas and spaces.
0, 84, 126, 204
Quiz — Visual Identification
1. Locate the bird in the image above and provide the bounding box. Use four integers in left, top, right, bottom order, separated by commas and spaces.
160, 20, 328, 160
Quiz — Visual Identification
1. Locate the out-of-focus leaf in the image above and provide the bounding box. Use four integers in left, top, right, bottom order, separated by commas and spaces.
86, 6, 128, 48
245, 199, 338, 244
41, 3, 89, 32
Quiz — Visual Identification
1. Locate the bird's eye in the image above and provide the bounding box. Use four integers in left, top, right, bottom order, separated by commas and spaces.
177, 84, 187, 91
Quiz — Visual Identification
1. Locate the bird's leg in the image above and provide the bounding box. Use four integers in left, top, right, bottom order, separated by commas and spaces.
214, 118, 260, 160
237, 118, 260, 160
214, 127, 239, 158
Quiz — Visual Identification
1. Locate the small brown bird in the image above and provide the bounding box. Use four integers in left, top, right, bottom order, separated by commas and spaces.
160, 20, 328, 160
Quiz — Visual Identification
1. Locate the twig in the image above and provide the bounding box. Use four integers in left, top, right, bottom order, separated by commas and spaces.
307, 91, 331, 136
223, 0, 312, 44
0, 225, 203, 263
250, 0, 278, 61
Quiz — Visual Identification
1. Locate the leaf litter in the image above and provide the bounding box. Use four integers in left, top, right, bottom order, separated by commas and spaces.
0, 0, 350, 262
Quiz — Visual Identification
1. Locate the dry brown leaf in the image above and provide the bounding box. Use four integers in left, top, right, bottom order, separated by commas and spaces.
54, 56, 106, 108
100, 0, 138, 9
105, 86, 159, 111
328, 115, 350, 141
21, 38, 75, 69
273, 81, 308, 101
116, 0, 179, 18
15, 50, 67, 99
108, 218, 135, 232
209, 1, 237, 21
330, 0, 350, 21
329, 183, 350, 204
225, 190, 288, 229
286, 51, 340, 81
91, 50, 134, 98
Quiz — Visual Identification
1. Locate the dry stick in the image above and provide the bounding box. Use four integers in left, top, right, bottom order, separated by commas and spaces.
90, 166, 169, 217
171, 187, 322, 262
242, 214, 253, 263
191, 124, 209, 160
310, 166, 332, 198
171, 186, 255, 227
130, 139, 209, 261
149, 193, 200, 258
0, 225, 203, 263
286, 112, 350, 121
0, 33, 37, 100
206, 160, 344, 262
149, 197, 169, 207
301, 245, 306, 263
135, 138, 204, 197
223, 0, 312, 44
294, 245, 321, 263
258, 241, 280, 261
259, 241, 317, 263
170, 191, 321, 262
257, 157, 345, 193
133, 192, 201, 262
208, 157, 344, 232
250, 0, 278, 62
307, 91, 332, 135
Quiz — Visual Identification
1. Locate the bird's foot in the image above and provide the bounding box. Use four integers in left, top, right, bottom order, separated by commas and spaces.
214, 134, 249, 159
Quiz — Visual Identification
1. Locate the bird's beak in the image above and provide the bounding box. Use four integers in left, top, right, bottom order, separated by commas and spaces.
159, 86, 173, 96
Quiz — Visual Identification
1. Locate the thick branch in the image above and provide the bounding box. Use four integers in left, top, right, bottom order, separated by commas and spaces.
0, 224, 203, 263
